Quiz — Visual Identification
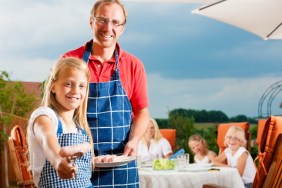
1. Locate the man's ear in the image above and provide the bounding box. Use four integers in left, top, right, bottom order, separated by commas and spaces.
90, 17, 94, 29
120, 25, 125, 35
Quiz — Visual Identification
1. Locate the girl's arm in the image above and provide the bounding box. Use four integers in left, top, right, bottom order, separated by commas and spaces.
211, 151, 228, 167
237, 151, 248, 176
208, 150, 217, 161
33, 115, 75, 179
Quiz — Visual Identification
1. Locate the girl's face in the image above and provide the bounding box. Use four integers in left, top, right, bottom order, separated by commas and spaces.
189, 140, 204, 155
145, 121, 155, 139
225, 133, 242, 151
52, 67, 88, 112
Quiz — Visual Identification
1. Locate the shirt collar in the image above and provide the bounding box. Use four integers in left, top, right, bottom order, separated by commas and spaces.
87, 40, 124, 64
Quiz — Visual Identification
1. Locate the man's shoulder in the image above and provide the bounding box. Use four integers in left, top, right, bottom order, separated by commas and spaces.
62, 40, 91, 58
62, 45, 85, 59
121, 49, 143, 66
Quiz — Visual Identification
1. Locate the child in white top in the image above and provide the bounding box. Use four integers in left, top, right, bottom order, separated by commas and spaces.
212, 126, 256, 188
138, 118, 173, 162
188, 134, 217, 164
27, 57, 94, 187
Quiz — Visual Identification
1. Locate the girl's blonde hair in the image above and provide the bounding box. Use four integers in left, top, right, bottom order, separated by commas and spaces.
224, 126, 247, 147
141, 118, 163, 144
42, 57, 94, 160
188, 134, 209, 155
150, 118, 163, 142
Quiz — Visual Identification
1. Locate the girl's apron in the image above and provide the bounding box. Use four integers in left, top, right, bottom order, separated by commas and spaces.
83, 42, 139, 188
38, 118, 93, 188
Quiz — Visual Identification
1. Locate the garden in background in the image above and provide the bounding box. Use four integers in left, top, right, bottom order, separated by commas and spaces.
156, 108, 259, 162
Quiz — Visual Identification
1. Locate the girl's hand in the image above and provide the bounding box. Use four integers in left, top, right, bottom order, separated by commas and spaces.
55, 157, 77, 179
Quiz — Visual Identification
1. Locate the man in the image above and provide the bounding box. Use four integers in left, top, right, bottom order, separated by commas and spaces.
62, 0, 149, 187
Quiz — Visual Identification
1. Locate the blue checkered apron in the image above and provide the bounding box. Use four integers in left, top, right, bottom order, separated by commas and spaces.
83, 42, 139, 188
38, 118, 93, 188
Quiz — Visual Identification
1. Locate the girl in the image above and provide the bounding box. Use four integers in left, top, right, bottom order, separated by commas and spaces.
188, 134, 217, 164
138, 118, 173, 162
27, 57, 94, 187
212, 126, 256, 188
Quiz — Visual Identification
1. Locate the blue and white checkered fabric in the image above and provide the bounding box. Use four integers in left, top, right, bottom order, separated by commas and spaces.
38, 121, 93, 188
87, 76, 132, 155
86, 54, 138, 187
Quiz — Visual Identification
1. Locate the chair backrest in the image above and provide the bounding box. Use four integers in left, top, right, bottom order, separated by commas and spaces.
217, 122, 250, 154
159, 129, 176, 151
262, 133, 282, 188
256, 119, 267, 147
253, 116, 282, 188
7, 125, 34, 187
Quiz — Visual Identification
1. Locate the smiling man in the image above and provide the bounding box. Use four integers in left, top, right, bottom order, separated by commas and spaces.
62, 0, 150, 187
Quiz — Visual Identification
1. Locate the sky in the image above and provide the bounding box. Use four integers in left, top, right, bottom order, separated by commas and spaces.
1, 0, 282, 119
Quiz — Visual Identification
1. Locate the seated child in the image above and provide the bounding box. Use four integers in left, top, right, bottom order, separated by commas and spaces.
188, 134, 217, 164
212, 126, 256, 188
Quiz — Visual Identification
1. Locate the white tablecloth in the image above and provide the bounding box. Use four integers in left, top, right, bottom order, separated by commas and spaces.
139, 167, 245, 188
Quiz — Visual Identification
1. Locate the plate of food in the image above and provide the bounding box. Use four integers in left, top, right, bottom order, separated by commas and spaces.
95, 155, 136, 168
152, 158, 176, 170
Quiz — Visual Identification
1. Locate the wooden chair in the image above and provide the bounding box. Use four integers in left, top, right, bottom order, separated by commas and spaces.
202, 184, 226, 188
159, 129, 176, 151
217, 122, 251, 154
262, 133, 282, 188
253, 116, 282, 188
7, 125, 34, 187
256, 119, 267, 146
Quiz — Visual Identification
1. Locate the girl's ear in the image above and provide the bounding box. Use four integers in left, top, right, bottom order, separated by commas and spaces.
51, 83, 56, 94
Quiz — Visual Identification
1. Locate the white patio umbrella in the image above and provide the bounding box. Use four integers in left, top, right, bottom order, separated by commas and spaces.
192, 0, 282, 40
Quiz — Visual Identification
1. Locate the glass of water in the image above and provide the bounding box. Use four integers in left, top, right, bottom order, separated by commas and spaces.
176, 153, 189, 169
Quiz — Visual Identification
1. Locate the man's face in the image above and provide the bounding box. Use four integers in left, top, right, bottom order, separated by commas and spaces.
90, 3, 125, 49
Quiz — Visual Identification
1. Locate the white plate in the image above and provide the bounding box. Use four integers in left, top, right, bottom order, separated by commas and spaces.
178, 166, 211, 172
95, 156, 136, 168
188, 163, 212, 168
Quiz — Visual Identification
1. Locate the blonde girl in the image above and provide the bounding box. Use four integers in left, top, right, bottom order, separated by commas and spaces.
212, 126, 256, 188
28, 57, 94, 188
138, 118, 173, 161
188, 134, 217, 164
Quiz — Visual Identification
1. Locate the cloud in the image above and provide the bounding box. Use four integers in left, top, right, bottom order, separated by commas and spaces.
147, 73, 282, 118
1, 0, 282, 119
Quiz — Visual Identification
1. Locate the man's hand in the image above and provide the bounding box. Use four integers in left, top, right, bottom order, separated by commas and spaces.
123, 138, 139, 156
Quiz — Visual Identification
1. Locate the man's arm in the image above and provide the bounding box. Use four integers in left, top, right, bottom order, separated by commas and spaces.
123, 107, 150, 157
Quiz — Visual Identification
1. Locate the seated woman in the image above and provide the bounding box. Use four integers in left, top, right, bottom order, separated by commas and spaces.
188, 134, 217, 164
138, 118, 173, 162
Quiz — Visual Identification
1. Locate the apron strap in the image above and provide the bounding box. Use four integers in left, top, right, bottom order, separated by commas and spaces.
82, 41, 92, 64
57, 119, 63, 134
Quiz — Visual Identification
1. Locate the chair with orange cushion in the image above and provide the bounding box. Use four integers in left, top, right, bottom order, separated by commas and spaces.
7, 125, 34, 188
256, 118, 267, 152
253, 116, 282, 188
261, 133, 282, 188
217, 122, 251, 154
159, 129, 176, 151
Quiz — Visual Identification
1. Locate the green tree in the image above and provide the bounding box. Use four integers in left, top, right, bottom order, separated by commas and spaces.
0, 71, 37, 147
167, 111, 194, 153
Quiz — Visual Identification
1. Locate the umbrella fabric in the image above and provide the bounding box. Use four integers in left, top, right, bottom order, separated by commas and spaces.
192, 0, 282, 40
